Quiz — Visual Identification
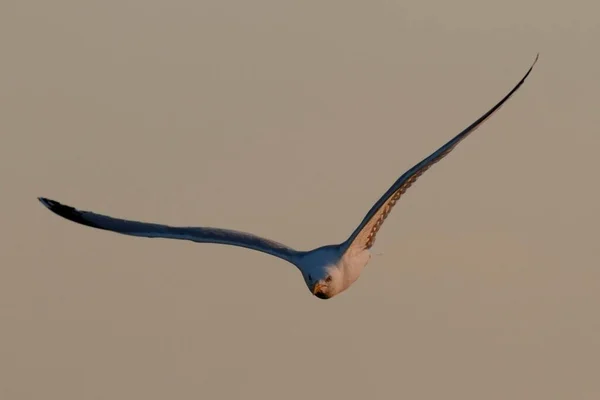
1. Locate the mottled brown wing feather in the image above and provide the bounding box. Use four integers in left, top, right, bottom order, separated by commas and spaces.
342, 54, 538, 253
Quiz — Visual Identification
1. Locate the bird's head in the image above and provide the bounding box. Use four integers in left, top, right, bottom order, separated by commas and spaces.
304, 267, 342, 300
296, 244, 345, 300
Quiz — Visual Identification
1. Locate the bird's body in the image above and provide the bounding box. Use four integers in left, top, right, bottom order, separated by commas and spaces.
39, 55, 538, 300
295, 245, 371, 299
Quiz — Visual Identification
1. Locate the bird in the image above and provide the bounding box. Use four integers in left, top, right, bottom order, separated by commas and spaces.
39, 54, 538, 300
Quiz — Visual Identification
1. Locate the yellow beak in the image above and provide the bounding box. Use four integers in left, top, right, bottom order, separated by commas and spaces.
312, 282, 324, 295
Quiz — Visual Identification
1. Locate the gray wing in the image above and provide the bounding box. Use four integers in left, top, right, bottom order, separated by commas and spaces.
38, 197, 301, 264
341, 54, 538, 253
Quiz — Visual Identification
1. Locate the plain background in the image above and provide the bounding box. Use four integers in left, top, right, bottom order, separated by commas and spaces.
2, 1, 599, 399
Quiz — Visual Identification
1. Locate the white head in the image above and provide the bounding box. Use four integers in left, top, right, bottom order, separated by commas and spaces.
296, 245, 345, 300
303, 265, 344, 300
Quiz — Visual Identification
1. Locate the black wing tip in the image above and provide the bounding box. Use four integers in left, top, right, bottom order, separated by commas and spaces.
38, 196, 75, 216
38, 197, 59, 209
38, 197, 73, 214
519, 52, 540, 83
531, 52, 540, 70
38, 196, 97, 228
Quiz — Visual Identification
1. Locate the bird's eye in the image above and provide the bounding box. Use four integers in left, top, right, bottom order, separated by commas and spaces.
325, 276, 332, 283
308, 274, 313, 281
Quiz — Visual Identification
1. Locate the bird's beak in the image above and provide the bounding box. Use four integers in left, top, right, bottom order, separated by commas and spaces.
312, 282, 325, 295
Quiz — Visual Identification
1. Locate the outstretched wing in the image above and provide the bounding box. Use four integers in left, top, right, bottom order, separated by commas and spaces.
38, 197, 301, 264
341, 54, 538, 253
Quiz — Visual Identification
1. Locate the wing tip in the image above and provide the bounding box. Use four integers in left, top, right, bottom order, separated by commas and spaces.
521, 52, 540, 82
38, 196, 72, 216
38, 197, 73, 216
532, 52, 540, 68
38, 196, 94, 227
38, 197, 59, 210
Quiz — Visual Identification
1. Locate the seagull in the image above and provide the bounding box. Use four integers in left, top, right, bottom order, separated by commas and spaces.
39, 54, 538, 300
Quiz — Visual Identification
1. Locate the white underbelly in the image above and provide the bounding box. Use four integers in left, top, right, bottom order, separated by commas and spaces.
340, 249, 372, 290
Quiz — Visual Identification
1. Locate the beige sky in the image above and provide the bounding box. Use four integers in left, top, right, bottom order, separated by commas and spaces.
1, 1, 599, 399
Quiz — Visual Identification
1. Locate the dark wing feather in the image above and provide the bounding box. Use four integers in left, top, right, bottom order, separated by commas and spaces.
38, 197, 301, 264
342, 54, 538, 253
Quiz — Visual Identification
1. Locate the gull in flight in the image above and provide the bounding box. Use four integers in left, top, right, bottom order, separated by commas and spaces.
39, 54, 538, 300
